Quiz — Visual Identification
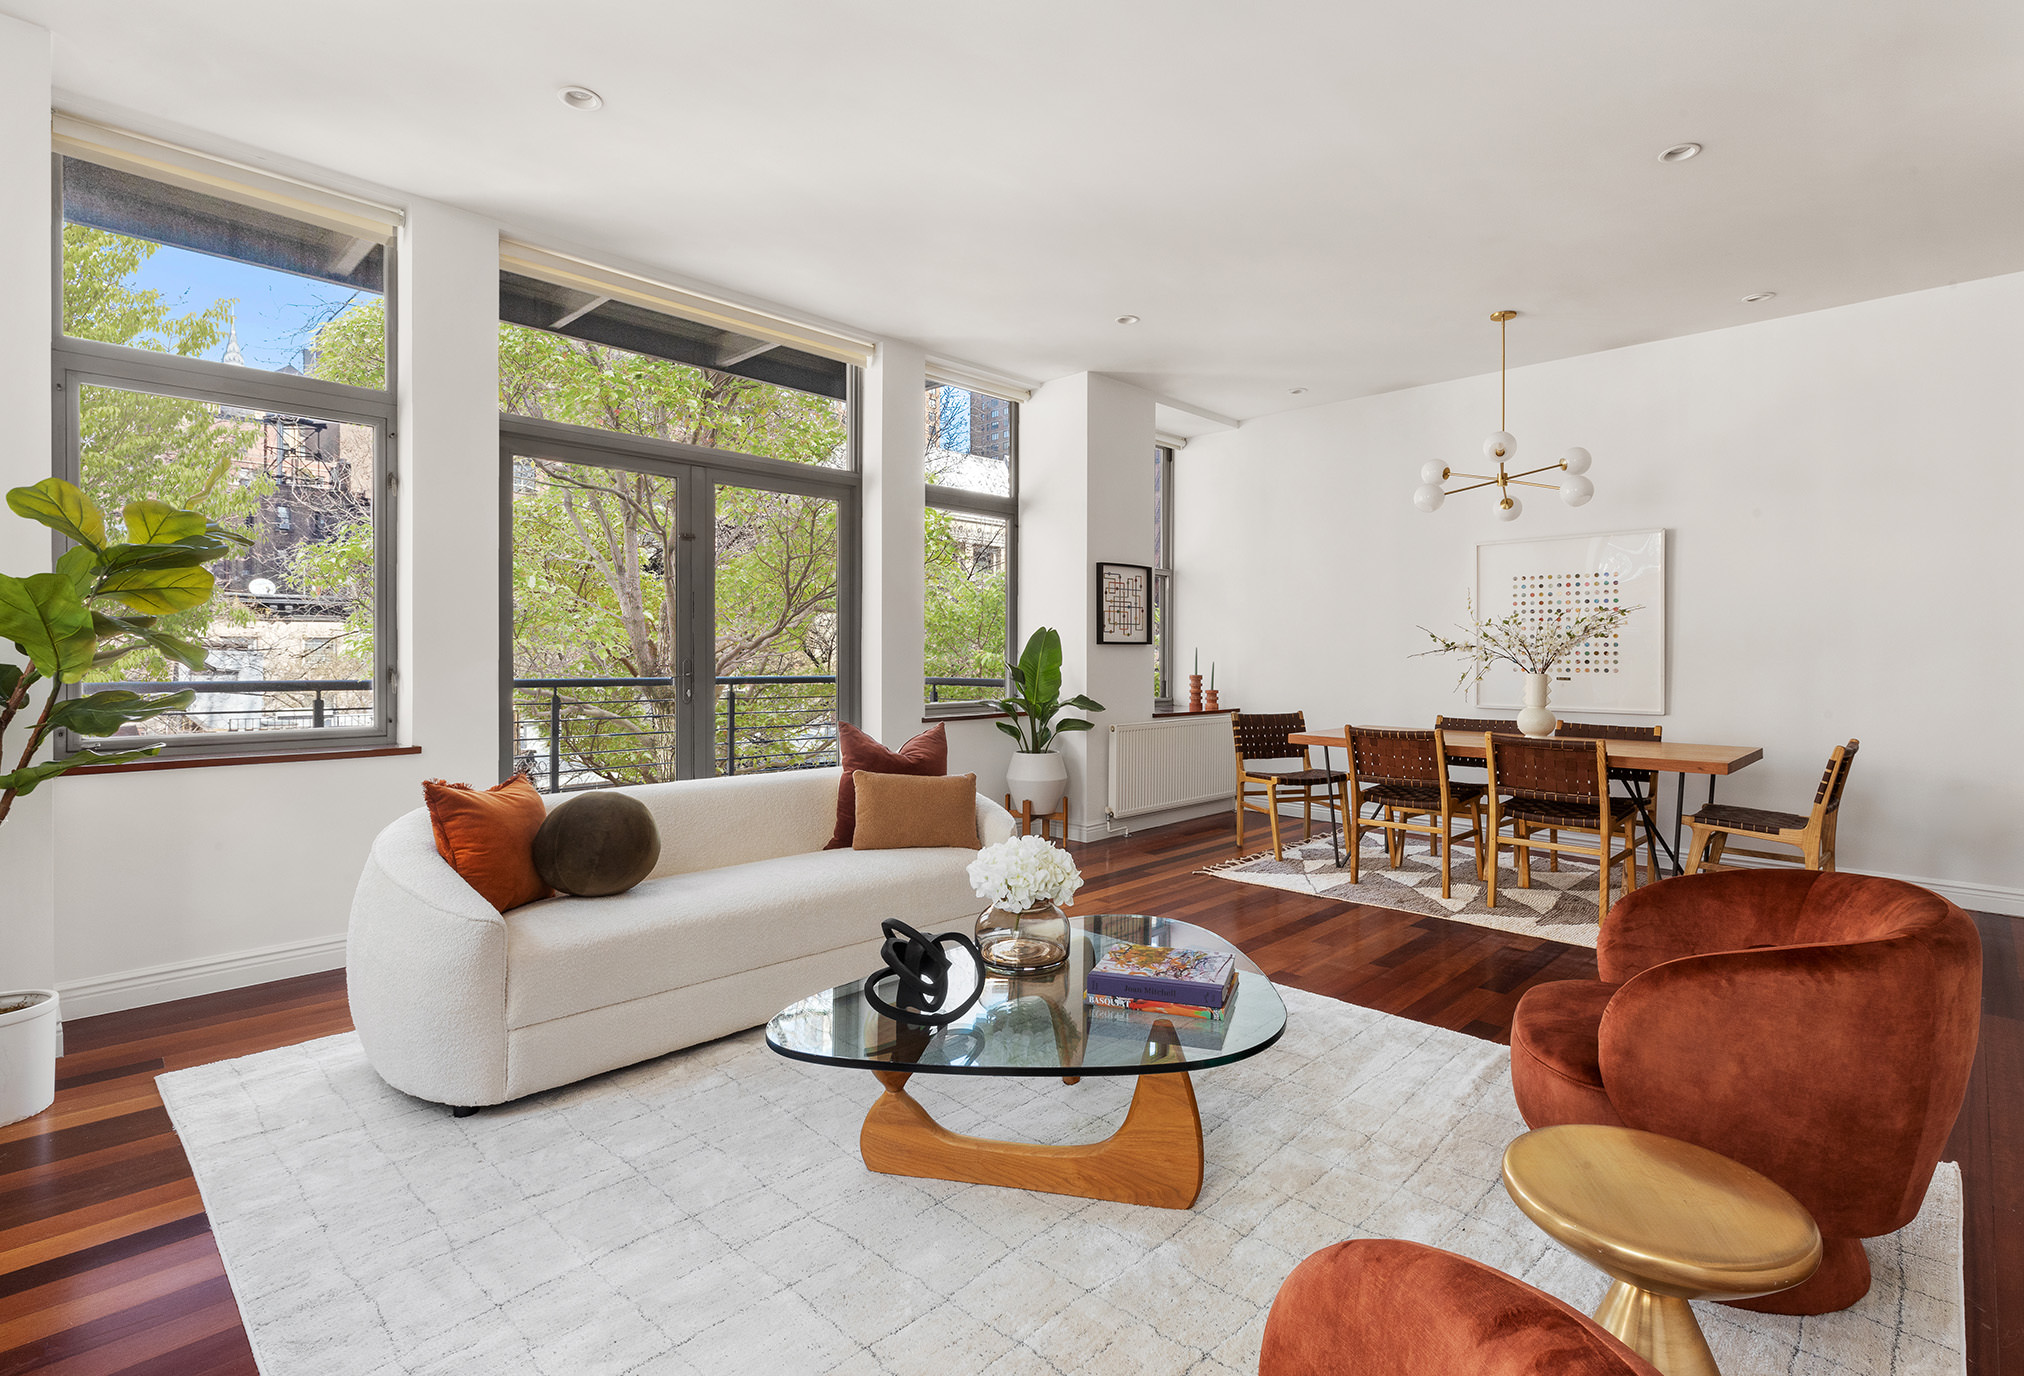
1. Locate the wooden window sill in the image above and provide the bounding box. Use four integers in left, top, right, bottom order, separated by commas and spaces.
922, 708, 1012, 723
64, 745, 422, 776
1154, 707, 1237, 717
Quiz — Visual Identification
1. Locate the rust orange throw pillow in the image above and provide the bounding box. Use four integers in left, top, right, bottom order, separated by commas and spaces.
422, 774, 552, 912
826, 722, 946, 849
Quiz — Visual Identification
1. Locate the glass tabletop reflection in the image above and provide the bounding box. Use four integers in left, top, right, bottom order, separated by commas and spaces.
765, 914, 1287, 1077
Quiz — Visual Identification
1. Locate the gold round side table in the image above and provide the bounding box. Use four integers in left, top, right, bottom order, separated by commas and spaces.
1502, 1125, 1822, 1376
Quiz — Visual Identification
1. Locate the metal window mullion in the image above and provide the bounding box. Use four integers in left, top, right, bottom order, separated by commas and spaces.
500, 413, 860, 493
684, 466, 714, 779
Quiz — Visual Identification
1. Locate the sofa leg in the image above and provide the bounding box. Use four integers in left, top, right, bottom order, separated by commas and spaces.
452, 1105, 480, 1118
1723, 1235, 1870, 1315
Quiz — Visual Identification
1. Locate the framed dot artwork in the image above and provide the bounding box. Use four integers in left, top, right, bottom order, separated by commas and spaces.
1471, 529, 1667, 714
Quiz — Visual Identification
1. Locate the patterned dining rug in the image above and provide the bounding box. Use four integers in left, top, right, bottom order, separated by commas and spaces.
156, 989, 1962, 1375
1199, 828, 1627, 948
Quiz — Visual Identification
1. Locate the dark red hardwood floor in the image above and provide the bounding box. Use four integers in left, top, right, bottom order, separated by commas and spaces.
0, 811, 2014, 1372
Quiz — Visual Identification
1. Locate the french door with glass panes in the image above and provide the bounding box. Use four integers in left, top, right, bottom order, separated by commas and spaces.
502, 429, 853, 792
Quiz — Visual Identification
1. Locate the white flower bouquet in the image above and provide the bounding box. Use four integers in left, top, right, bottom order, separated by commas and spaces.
967, 835, 1083, 911
1415, 595, 1642, 690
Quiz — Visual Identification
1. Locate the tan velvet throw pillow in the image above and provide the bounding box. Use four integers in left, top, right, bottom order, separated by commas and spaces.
850, 771, 982, 850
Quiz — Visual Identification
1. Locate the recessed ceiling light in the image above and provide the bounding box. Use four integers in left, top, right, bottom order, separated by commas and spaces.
558, 86, 604, 111
1741, 291, 1778, 304
1658, 142, 1702, 163
1288, 387, 1308, 395
1114, 314, 1140, 325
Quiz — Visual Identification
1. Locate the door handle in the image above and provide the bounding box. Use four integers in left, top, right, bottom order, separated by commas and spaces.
681, 660, 694, 703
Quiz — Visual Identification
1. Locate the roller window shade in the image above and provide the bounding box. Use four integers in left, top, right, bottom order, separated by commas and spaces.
54, 118, 399, 294
499, 241, 873, 402
925, 360, 1033, 405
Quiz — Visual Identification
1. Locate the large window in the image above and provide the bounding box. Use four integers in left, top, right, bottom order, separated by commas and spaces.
51, 133, 398, 755
1154, 444, 1175, 707
499, 263, 859, 789
924, 380, 1016, 710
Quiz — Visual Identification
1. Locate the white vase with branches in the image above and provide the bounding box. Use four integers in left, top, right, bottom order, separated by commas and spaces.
1416, 598, 1642, 737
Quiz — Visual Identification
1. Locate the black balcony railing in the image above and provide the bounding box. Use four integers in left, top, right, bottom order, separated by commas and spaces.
511, 675, 842, 793
925, 676, 1004, 703
79, 679, 374, 734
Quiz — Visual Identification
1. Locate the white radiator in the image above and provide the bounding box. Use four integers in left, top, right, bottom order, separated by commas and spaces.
1107, 715, 1235, 819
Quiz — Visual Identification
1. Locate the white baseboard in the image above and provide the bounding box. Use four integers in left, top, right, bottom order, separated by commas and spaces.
57, 933, 348, 1021
1087, 797, 1232, 841
1712, 854, 2024, 917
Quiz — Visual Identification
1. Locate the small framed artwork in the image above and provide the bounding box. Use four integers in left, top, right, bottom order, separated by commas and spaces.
1096, 562, 1152, 644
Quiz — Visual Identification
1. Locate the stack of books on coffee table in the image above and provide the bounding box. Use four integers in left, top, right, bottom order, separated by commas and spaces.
1085, 942, 1238, 1022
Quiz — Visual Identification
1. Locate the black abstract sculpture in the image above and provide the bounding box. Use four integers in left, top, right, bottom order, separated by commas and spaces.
863, 919, 985, 1027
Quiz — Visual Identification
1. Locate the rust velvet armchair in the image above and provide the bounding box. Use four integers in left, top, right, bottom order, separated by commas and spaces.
1260, 1239, 1662, 1376
1508, 869, 1981, 1315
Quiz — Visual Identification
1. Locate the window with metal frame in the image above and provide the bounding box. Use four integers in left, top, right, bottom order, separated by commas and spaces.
1153, 444, 1175, 708
923, 378, 1017, 713
50, 130, 400, 758
496, 258, 861, 789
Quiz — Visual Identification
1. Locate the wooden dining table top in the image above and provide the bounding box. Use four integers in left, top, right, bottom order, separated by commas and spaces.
1287, 729, 1764, 777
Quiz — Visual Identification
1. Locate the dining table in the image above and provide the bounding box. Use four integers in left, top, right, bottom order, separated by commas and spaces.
1288, 729, 1765, 876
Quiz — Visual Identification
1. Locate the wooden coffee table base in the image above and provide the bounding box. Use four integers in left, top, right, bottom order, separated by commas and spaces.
859, 1068, 1205, 1209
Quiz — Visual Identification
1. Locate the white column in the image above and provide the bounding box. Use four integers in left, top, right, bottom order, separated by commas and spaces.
397, 200, 501, 782
0, 17, 55, 990
859, 340, 926, 746
1019, 372, 1155, 838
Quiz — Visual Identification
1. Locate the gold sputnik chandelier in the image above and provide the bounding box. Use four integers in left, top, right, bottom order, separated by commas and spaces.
1413, 311, 1593, 521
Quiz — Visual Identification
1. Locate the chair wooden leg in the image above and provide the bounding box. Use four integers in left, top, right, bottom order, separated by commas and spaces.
1597, 833, 1612, 922
1303, 787, 1314, 842
1235, 785, 1247, 853
1621, 817, 1640, 893
1485, 807, 1501, 908
1347, 806, 1362, 884
1439, 809, 1454, 899
1516, 822, 1533, 889
1549, 827, 1559, 872
1473, 799, 1488, 879
1707, 832, 1728, 869
1683, 822, 1706, 875
1267, 783, 1285, 861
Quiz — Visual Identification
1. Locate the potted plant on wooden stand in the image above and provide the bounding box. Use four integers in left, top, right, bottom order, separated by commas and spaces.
992, 627, 1105, 818
0, 478, 244, 1125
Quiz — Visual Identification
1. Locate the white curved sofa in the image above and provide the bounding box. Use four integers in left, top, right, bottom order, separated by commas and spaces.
348, 767, 1013, 1109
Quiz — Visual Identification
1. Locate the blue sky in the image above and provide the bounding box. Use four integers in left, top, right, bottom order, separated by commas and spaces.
128, 243, 373, 372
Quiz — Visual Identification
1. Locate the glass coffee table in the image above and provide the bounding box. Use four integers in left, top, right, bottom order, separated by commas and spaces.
765, 914, 1286, 1209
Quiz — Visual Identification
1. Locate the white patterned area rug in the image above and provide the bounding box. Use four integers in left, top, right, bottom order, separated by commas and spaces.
1201, 829, 1627, 948
157, 990, 1962, 1376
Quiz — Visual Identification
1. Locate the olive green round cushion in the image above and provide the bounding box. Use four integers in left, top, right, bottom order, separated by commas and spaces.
532, 791, 661, 897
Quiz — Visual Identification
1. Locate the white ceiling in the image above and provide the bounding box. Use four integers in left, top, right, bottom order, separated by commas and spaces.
15, 0, 2024, 421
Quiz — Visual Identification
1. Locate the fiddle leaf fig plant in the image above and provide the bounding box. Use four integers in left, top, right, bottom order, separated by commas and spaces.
0, 478, 247, 827
990, 626, 1106, 753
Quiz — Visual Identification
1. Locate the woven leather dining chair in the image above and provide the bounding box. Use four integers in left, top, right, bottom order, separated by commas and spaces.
1683, 739, 1858, 875
1484, 734, 1646, 923
1345, 727, 1486, 899
1233, 711, 1350, 860
1553, 722, 1664, 881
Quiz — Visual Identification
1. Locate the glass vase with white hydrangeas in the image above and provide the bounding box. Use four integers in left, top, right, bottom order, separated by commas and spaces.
967, 834, 1084, 973
1414, 596, 1642, 737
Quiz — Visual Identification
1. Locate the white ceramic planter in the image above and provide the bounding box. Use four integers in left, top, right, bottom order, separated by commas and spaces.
0, 990, 58, 1127
1517, 673, 1559, 738
1005, 750, 1069, 816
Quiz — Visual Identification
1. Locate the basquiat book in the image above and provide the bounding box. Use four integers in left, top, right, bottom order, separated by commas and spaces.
1084, 942, 1237, 1009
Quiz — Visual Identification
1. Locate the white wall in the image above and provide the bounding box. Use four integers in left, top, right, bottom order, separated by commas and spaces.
859, 341, 928, 748
1020, 372, 1156, 837
1175, 272, 2024, 911
0, 17, 54, 993
46, 195, 504, 1015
